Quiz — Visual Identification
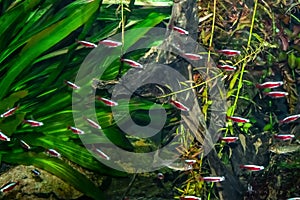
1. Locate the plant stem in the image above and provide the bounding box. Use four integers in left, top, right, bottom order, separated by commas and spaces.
230, 0, 258, 116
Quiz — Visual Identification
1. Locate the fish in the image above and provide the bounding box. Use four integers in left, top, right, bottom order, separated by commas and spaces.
46, 149, 61, 158
20, 140, 31, 150
120, 58, 143, 69
0, 181, 19, 193
217, 64, 236, 71
226, 116, 250, 123
202, 176, 225, 182
263, 91, 288, 98
173, 26, 189, 35
0, 131, 10, 142
31, 169, 41, 176
220, 136, 239, 143
185, 159, 197, 165
279, 114, 300, 123
170, 100, 189, 112
67, 126, 85, 135
77, 40, 97, 48
217, 49, 241, 56
83, 117, 101, 129
240, 164, 264, 171
157, 172, 164, 180
180, 196, 201, 200
274, 134, 295, 141
287, 197, 300, 200
64, 80, 80, 90
255, 81, 283, 89
94, 148, 110, 160
98, 39, 122, 47
23, 119, 44, 127
97, 96, 118, 107
270, 145, 300, 154
0, 106, 19, 118
182, 53, 203, 61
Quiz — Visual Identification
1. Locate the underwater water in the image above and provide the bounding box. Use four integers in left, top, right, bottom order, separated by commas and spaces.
0, 0, 299, 200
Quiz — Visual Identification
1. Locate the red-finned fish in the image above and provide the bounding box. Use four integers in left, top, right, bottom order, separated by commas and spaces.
77, 40, 97, 48
274, 134, 295, 141
94, 148, 110, 160
0, 131, 10, 142
157, 172, 164, 180
98, 39, 122, 48
217, 49, 241, 56
226, 116, 250, 123
46, 149, 61, 158
217, 64, 236, 71
83, 117, 101, 129
220, 136, 239, 143
279, 114, 300, 124
173, 26, 189, 35
97, 96, 118, 107
20, 140, 31, 150
120, 58, 143, 69
202, 176, 225, 182
183, 53, 203, 61
64, 80, 80, 90
185, 159, 196, 165
170, 100, 189, 112
263, 91, 288, 98
67, 126, 85, 135
255, 81, 283, 89
0, 181, 19, 193
180, 196, 201, 200
0, 106, 19, 118
23, 119, 44, 127
240, 164, 264, 171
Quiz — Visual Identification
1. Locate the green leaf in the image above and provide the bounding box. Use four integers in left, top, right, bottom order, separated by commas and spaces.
0, 0, 101, 100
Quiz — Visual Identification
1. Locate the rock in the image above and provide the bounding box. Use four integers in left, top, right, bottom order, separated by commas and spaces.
0, 165, 82, 200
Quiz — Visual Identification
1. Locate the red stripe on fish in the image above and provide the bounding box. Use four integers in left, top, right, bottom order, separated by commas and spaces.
255, 81, 283, 89
279, 114, 300, 123
0, 181, 19, 193
201, 176, 225, 182
217, 64, 236, 71
77, 40, 97, 48
98, 39, 122, 47
173, 26, 189, 35
226, 116, 250, 123
97, 96, 118, 107
120, 58, 143, 69
68, 126, 85, 135
20, 140, 31, 150
182, 53, 203, 61
64, 80, 80, 90
94, 148, 110, 160
263, 91, 288, 98
46, 149, 61, 158
217, 49, 241, 56
170, 100, 189, 112
274, 134, 295, 141
23, 119, 44, 127
240, 164, 264, 171
0, 106, 19, 118
185, 160, 197, 165
83, 117, 101, 129
220, 136, 239, 143
0, 131, 10, 142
